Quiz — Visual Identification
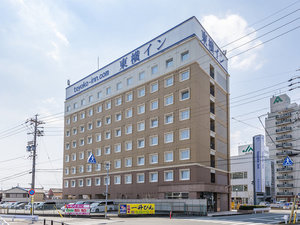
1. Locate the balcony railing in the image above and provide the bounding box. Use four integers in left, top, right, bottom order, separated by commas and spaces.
276, 126, 292, 134
276, 112, 292, 120
277, 175, 293, 180
277, 167, 293, 172
277, 183, 293, 188
276, 142, 292, 149
276, 159, 284, 164
276, 134, 292, 141
277, 192, 293, 196
276, 151, 293, 156
276, 119, 292, 126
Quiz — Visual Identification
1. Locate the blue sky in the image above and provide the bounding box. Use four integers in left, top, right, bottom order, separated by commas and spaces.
0, 0, 299, 189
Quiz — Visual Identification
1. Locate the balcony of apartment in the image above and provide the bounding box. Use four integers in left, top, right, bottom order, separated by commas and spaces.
276, 134, 292, 142
276, 159, 284, 164
276, 167, 293, 172
277, 175, 293, 180
276, 112, 292, 120
276, 126, 292, 134
277, 192, 294, 196
277, 183, 293, 188
276, 142, 292, 149
276, 151, 293, 156
276, 118, 292, 126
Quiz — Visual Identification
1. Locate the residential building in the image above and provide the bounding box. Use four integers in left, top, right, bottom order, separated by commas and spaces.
63, 16, 230, 211
2, 187, 45, 202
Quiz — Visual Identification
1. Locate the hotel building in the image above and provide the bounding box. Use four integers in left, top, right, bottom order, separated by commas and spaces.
63, 17, 230, 211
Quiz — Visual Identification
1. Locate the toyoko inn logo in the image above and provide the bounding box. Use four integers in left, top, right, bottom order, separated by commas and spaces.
242, 145, 253, 153
273, 96, 283, 104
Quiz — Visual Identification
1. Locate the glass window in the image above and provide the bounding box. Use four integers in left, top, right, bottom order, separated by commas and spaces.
73, 103, 78, 109
150, 99, 158, 110
164, 132, 174, 143
150, 154, 158, 164
165, 113, 173, 124
65, 155, 69, 162
138, 87, 145, 97
114, 176, 121, 184
105, 116, 111, 125
164, 171, 173, 181
105, 146, 111, 155
96, 120, 102, 127
81, 99, 85, 106
137, 104, 145, 114
150, 135, 158, 146
164, 151, 173, 162
150, 172, 158, 182
72, 141, 76, 148
116, 82, 122, 90
126, 108, 133, 118
180, 149, 190, 160
96, 133, 101, 142
89, 95, 93, 103
125, 174, 132, 184
115, 113, 122, 121
73, 115, 77, 122
125, 157, 132, 167
137, 156, 145, 166
80, 112, 85, 119
114, 159, 121, 169
80, 139, 84, 146
96, 148, 101, 156
137, 139, 145, 148
88, 108, 93, 116
125, 141, 132, 151
150, 118, 158, 128
151, 65, 158, 74
137, 173, 145, 183
137, 121, 145, 131
139, 71, 145, 80
180, 108, 190, 120
115, 96, 122, 106
79, 166, 84, 173
114, 143, 121, 153
126, 92, 133, 102
104, 176, 110, 185
65, 167, 69, 175
115, 128, 121, 137
80, 125, 84, 133
66, 106, 71, 112
166, 58, 173, 68
97, 105, 102, 113
71, 167, 76, 174
97, 91, 102, 99
78, 179, 83, 187
66, 118, 70, 125
71, 180, 76, 187
180, 128, 190, 140
105, 101, 111, 110
180, 70, 190, 81
180, 169, 190, 180
106, 87, 111, 95
95, 163, 101, 171
127, 77, 133, 86
181, 51, 189, 61
86, 164, 92, 172
88, 123, 93, 130
180, 89, 190, 100
95, 178, 101, 186
126, 124, 132, 134
87, 136, 92, 144
164, 94, 173, 106
105, 130, 111, 139
66, 143, 70, 150
64, 180, 69, 188
150, 82, 158, 93
165, 76, 174, 87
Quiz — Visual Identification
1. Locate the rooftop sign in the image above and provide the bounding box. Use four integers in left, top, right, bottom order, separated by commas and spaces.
66, 16, 228, 99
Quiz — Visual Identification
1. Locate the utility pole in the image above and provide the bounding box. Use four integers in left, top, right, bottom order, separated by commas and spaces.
26, 114, 44, 214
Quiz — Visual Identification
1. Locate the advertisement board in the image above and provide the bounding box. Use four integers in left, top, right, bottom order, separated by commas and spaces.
119, 203, 155, 215
253, 135, 265, 193
65, 204, 90, 215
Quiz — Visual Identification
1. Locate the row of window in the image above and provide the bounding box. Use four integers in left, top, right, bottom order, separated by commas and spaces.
64, 168, 191, 188
65, 149, 190, 173
231, 172, 248, 179
66, 54, 190, 112
66, 87, 190, 125
66, 108, 190, 138
232, 185, 248, 192
65, 127, 190, 150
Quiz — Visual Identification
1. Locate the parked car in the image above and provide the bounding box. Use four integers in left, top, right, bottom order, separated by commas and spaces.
90, 201, 115, 213
259, 201, 270, 207
8, 202, 21, 209
35, 202, 56, 210
14, 202, 27, 209
283, 202, 294, 209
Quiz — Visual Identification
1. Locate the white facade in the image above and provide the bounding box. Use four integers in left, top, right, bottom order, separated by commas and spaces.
265, 94, 300, 201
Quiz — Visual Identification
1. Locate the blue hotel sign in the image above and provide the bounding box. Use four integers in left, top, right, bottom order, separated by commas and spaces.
66, 16, 228, 99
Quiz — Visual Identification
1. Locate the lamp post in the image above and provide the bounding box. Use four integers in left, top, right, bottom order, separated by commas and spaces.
105, 163, 110, 219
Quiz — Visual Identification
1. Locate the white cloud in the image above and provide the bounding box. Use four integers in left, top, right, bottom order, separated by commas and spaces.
201, 14, 263, 71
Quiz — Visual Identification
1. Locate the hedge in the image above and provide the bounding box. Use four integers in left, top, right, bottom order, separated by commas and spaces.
238, 205, 267, 210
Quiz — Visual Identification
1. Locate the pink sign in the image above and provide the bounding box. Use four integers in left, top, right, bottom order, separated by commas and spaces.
65, 204, 90, 215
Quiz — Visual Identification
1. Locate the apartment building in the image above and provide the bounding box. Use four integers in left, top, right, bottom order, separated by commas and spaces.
265, 94, 300, 201
63, 17, 230, 211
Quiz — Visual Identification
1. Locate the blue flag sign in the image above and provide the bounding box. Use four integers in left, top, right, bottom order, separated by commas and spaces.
283, 156, 293, 166
87, 154, 96, 164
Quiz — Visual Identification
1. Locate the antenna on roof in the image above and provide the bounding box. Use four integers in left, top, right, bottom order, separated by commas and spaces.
67, 79, 70, 86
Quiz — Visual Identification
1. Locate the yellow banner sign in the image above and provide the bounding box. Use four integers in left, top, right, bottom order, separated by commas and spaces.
119, 203, 155, 215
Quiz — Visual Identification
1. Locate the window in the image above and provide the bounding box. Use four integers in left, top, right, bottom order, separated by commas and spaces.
87, 150, 92, 157
180, 169, 190, 180
64, 181, 69, 188
80, 125, 85, 133
115, 128, 121, 137
126, 108, 133, 118
96, 120, 102, 127
180, 108, 190, 120
127, 77, 133, 86
165, 113, 173, 124
114, 176, 121, 184
137, 138, 145, 148
105, 146, 111, 155
149, 154, 158, 164
181, 50, 189, 61
125, 157, 132, 167
150, 172, 158, 182
87, 136, 92, 144
80, 139, 84, 146
211, 173, 215, 183
164, 132, 174, 143
137, 121, 145, 131
210, 155, 215, 168
81, 99, 86, 106
88, 109, 93, 117
97, 105, 102, 113
105, 116, 111, 125
66, 143, 70, 150
232, 172, 248, 179
114, 143, 121, 153
65, 155, 69, 162
96, 148, 101, 156
180, 89, 190, 101
150, 135, 158, 146
105, 130, 111, 139
150, 82, 158, 93
72, 141, 76, 148
115, 113, 122, 122
139, 71, 145, 80
137, 104, 145, 114
95, 177, 101, 186
126, 92, 133, 102
137, 173, 145, 183
210, 136, 215, 150
96, 133, 101, 142
137, 156, 145, 166
106, 86, 111, 95
105, 101, 111, 110
125, 141, 132, 151
97, 91, 102, 99
165, 76, 174, 87
80, 112, 85, 119
150, 99, 158, 110
164, 94, 174, 106
79, 165, 84, 173
180, 70, 190, 81
88, 123, 93, 130
180, 128, 190, 140
164, 151, 173, 162
166, 58, 173, 68
210, 101, 215, 114
164, 171, 173, 181
95, 163, 101, 171
71, 180, 76, 187
138, 87, 145, 98
71, 167, 76, 174
65, 167, 69, 175
89, 95, 93, 103
115, 96, 122, 106
150, 118, 158, 128
78, 179, 83, 187
66, 118, 71, 125
114, 159, 121, 169
116, 82, 122, 90
85, 178, 91, 186
125, 124, 132, 134
86, 164, 92, 172
66, 106, 71, 112
125, 174, 132, 184
73, 103, 78, 109
104, 176, 110, 185
180, 149, 190, 160
151, 65, 158, 74
73, 128, 77, 135
210, 65, 215, 79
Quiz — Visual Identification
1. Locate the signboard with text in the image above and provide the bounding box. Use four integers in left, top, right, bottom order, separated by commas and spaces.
65, 204, 90, 215
253, 135, 265, 193
119, 203, 155, 215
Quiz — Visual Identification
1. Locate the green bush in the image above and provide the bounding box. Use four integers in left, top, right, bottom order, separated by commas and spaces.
239, 205, 267, 210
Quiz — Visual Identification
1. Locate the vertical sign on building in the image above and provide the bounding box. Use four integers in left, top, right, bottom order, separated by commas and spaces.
253, 135, 265, 193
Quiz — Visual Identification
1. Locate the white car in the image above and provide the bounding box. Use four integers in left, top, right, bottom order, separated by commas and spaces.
90, 201, 115, 213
